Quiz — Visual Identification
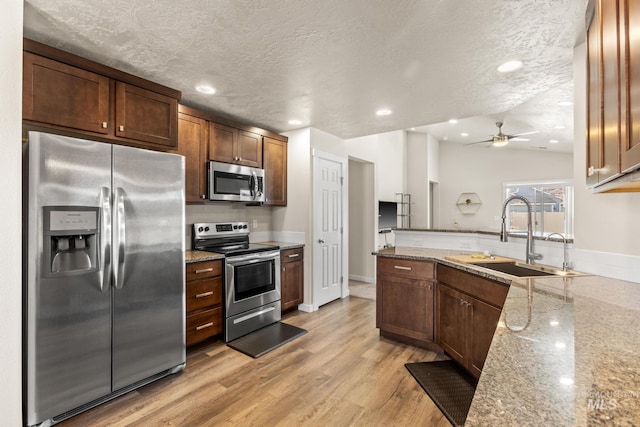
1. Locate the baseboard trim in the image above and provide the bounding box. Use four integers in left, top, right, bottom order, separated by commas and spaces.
297, 303, 314, 313
348, 274, 374, 283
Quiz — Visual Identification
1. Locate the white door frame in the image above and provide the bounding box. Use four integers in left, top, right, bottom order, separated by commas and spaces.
311, 149, 347, 311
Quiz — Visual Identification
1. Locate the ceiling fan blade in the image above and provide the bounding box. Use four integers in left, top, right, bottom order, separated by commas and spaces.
464, 139, 493, 146
509, 130, 540, 137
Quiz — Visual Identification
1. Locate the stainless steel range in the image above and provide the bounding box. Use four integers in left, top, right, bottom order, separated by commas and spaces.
192, 222, 281, 342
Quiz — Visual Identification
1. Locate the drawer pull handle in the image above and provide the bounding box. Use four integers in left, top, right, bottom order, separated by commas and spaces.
195, 291, 214, 299
394, 266, 412, 271
288, 253, 300, 258
196, 322, 214, 331
195, 268, 214, 274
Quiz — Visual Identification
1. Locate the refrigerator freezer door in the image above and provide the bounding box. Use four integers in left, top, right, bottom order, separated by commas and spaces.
25, 132, 112, 425
111, 144, 186, 391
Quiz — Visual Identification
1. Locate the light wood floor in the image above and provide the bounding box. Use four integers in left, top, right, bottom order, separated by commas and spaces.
59, 296, 450, 427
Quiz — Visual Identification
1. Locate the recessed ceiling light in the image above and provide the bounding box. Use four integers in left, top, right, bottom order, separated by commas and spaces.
195, 85, 216, 95
443, 136, 449, 141
558, 101, 573, 106
554, 125, 566, 129
497, 60, 523, 73
376, 109, 392, 116
410, 127, 416, 131
288, 119, 302, 125
549, 139, 559, 143
448, 118, 458, 124
461, 132, 469, 137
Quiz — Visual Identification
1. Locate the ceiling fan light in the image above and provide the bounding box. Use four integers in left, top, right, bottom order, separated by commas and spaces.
497, 60, 523, 73
492, 135, 510, 147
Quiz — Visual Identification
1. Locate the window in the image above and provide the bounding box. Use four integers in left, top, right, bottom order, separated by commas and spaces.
502, 179, 574, 238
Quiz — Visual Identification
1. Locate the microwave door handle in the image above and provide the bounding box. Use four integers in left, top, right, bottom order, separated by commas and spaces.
250, 171, 257, 199
98, 187, 111, 292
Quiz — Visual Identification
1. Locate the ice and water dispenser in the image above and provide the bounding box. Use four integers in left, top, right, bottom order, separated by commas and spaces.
43, 206, 100, 275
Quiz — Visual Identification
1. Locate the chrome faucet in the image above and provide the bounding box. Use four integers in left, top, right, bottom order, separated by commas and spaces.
545, 232, 570, 271
500, 195, 543, 264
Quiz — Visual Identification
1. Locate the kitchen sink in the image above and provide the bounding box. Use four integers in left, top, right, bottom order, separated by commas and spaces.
472, 262, 586, 278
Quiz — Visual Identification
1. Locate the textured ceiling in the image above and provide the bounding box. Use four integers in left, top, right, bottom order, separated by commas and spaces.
23, 0, 587, 145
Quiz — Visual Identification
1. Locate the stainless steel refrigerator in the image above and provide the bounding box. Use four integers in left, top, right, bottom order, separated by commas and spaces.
23, 131, 186, 426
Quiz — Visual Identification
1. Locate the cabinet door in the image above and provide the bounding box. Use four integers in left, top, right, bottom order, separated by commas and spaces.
621, 0, 640, 171
468, 296, 502, 379
377, 274, 434, 342
600, 0, 621, 182
115, 82, 178, 148
176, 113, 208, 202
281, 249, 303, 311
587, 1, 604, 186
237, 130, 263, 167
263, 137, 287, 206
436, 284, 467, 366
23, 52, 110, 134
209, 122, 237, 163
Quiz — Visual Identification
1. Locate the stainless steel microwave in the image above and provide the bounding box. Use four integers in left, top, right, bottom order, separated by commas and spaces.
208, 161, 265, 203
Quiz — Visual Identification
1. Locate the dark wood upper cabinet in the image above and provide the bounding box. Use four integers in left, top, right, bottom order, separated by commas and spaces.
263, 137, 287, 206
22, 38, 181, 150
208, 122, 237, 164
174, 112, 208, 202
621, 0, 640, 171
586, 0, 640, 191
115, 82, 178, 148
209, 123, 262, 168
23, 52, 110, 135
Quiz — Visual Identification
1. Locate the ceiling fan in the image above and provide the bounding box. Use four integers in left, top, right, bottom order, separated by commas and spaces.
465, 122, 539, 147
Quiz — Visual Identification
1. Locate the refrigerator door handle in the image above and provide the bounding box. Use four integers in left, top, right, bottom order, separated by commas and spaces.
114, 187, 127, 289
99, 187, 112, 292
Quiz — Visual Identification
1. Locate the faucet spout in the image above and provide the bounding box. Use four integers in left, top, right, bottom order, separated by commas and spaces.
500, 195, 542, 264
545, 232, 569, 271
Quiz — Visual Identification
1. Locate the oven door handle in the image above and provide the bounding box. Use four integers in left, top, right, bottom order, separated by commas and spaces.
226, 251, 279, 265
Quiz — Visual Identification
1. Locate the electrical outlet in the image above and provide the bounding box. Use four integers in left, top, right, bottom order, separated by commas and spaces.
252, 219, 258, 228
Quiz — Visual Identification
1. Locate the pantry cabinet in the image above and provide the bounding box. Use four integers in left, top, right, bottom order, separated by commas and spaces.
23, 38, 181, 150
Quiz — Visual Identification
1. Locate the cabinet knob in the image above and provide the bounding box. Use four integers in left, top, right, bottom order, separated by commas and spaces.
201, 194, 206, 200
282, 267, 286, 272
102, 122, 108, 129
119, 125, 125, 132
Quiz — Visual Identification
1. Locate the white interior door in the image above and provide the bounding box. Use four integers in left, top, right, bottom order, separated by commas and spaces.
313, 152, 344, 308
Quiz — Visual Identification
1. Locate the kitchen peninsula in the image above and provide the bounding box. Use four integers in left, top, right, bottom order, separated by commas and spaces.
374, 246, 640, 425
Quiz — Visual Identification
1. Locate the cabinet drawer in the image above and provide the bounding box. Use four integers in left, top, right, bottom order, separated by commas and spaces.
377, 257, 434, 279
186, 277, 223, 313
281, 247, 303, 263
437, 264, 509, 308
186, 307, 222, 346
186, 259, 223, 281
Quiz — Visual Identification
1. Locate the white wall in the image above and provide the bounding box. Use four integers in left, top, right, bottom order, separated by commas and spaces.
406, 131, 429, 228
273, 128, 313, 307
1, 1, 23, 424
437, 143, 573, 231
572, 43, 640, 257
348, 159, 375, 282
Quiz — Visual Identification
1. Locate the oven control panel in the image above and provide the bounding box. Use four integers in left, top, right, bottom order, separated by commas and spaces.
193, 221, 249, 239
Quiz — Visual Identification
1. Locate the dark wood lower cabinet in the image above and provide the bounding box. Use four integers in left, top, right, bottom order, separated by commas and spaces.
375, 257, 439, 350
281, 247, 304, 312
186, 259, 223, 346
436, 264, 508, 379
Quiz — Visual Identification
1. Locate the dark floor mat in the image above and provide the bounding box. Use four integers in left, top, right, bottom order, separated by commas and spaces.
227, 322, 307, 358
405, 360, 478, 427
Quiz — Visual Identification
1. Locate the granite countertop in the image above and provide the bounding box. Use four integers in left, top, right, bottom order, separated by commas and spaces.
374, 247, 640, 425
185, 242, 303, 264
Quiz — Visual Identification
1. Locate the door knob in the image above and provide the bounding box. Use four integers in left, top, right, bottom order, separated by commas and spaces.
318, 239, 325, 244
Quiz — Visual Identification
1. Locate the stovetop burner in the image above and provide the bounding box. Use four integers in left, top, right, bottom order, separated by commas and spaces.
192, 221, 279, 256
